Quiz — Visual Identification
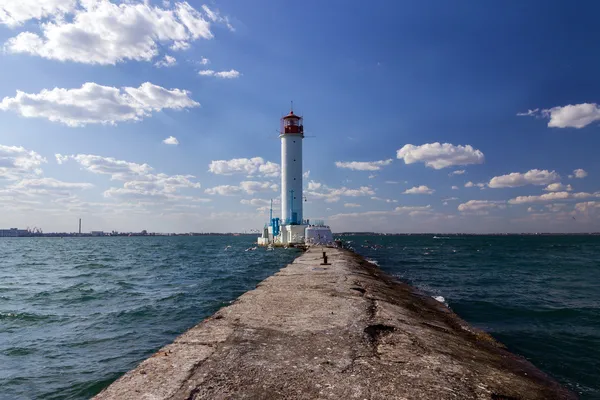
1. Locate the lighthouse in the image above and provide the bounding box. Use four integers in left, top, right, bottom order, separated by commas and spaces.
280, 110, 304, 224
257, 106, 333, 246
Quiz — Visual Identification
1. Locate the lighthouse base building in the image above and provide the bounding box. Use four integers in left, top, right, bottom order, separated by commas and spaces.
258, 108, 333, 247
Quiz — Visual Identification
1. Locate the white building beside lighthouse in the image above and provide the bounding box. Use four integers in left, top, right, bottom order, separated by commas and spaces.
258, 107, 333, 246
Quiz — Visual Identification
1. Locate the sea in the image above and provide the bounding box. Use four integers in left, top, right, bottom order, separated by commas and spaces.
0, 235, 598, 399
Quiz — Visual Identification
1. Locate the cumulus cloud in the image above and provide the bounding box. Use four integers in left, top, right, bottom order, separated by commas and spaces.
518, 104, 600, 128
572, 169, 588, 179
403, 185, 434, 195
239, 181, 278, 195
371, 197, 398, 203
205, 181, 278, 196
163, 136, 179, 145
334, 159, 392, 171
208, 157, 280, 177
0, 144, 46, 180
488, 169, 559, 188
0, 82, 199, 127
507, 191, 599, 204
56, 153, 201, 201
306, 182, 375, 203
0, 0, 77, 27
451, 185, 459, 190
449, 170, 465, 176
328, 205, 434, 222
344, 203, 361, 208
204, 185, 241, 196
458, 200, 506, 213
544, 183, 572, 192
154, 55, 177, 68
303, 170, 310, 179
9, 177, 93, 197
57, 154, 152, 179
198, 69, 241, 78
464, 181, 486, 189
575, 201, 600, 212
3, 1, 232, 65
240, 198, 279, 207
395, 205, 432, 213
397, 143, 484, 170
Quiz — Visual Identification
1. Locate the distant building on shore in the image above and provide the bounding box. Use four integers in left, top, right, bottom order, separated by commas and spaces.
0, 228, 29, 237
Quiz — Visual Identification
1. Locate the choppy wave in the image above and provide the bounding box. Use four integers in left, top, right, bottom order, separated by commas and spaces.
350, 234, 600, 399
0, 236, 302, 400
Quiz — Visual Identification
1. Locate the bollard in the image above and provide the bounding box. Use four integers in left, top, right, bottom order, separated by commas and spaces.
320, 251, 331, 266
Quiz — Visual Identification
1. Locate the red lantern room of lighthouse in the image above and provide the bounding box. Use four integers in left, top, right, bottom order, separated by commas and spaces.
281, 111, 304, 135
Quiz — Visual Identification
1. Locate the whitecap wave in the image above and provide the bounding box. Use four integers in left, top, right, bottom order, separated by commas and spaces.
433, 295, 446, 303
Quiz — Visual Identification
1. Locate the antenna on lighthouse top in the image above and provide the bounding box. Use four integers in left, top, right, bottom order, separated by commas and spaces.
290, 100, 293, 113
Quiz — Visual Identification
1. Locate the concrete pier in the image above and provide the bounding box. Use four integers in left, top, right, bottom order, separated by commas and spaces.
94, 247, 574, 400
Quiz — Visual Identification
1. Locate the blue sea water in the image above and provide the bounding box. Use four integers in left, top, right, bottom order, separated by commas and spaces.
0, 235, 599, 399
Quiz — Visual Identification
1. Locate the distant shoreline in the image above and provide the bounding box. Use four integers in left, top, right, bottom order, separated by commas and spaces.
2, 232, 600, 238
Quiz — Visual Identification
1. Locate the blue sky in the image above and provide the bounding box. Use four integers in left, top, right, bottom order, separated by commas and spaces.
1, 0, 600, 233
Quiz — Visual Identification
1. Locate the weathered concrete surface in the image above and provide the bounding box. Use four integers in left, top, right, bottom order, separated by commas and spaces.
94, 247, 575, 400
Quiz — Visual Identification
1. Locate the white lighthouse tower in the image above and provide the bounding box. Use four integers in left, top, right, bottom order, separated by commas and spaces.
258, 106, 333, 247
280, 109, 304, 225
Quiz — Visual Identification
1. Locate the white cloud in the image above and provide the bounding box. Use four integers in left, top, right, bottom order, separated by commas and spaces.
573, 169, 587, 179
170, 41, 190, 51
0, 144, 46, 180
11, 177, 92, 192
334, 159, 392, 171
458, 200, 506, 213
307, 181, 322, 191
403, 185, 434, 195
199, 57, 210, 65
397, 143, 484, 170
307, 183, 375, 203
154, 54, 177, 68
0, 0, 77, 27
395, 205, 431, 213
488, 169, 559, 188
205, 181, 278, 196
464, 181, 486, 189
545, 203, 568, 212
547, 104, 600, 128
544, 183, 572, 192
55, 154, 69, 165
303, 170, 310, 179
239, 181, 278, 195
208, 157, 280, 178
58, 154, 152, 179
240, 198, 278, 207
575, 201, 600, 212
57, 153, 201, 202
163, 136, 179, 145
0, 82, 199, 127
451, 185, 459, 190
198, 69, 241, 78
344, 203, 361, 208
3, 1, 232, 65
371, 197, 398, 203
204, 185, 241, 196
384, 181, 399, 184
506, 191, 599, 204
516, 108, 539, 117
449, 170, 465, 176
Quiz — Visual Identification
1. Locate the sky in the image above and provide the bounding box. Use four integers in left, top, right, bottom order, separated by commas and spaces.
1, 0, 600, 234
